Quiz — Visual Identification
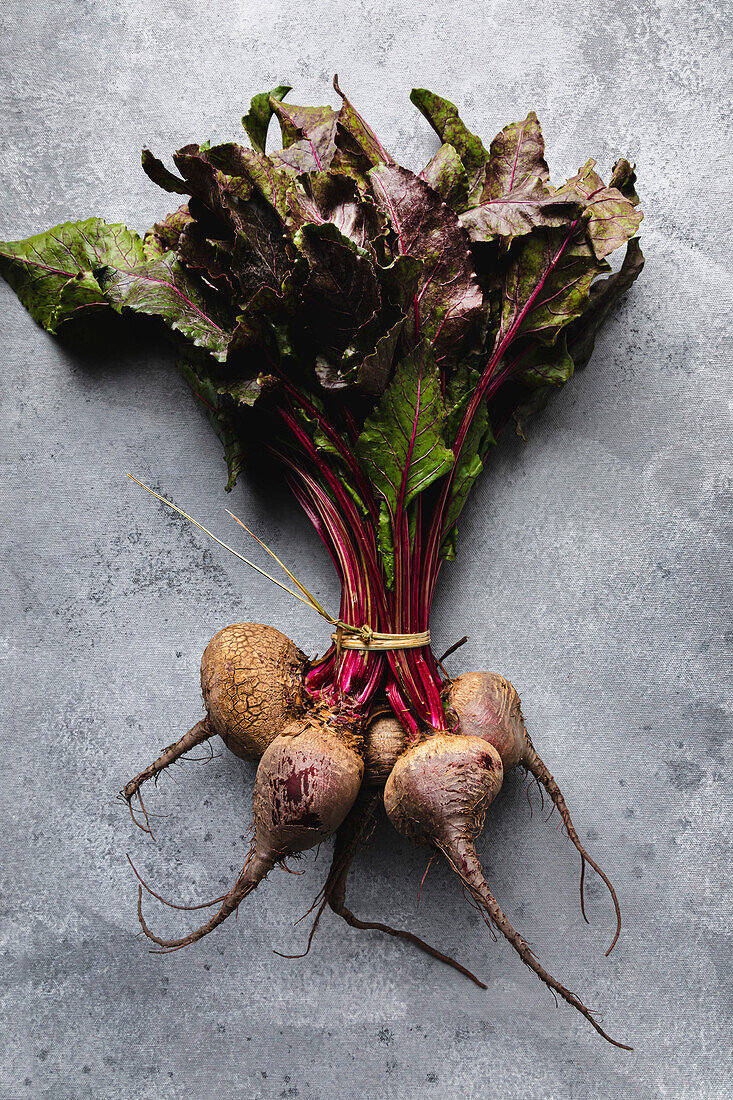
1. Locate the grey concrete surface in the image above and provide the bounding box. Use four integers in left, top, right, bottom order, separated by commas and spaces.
1, 2, 731, 1097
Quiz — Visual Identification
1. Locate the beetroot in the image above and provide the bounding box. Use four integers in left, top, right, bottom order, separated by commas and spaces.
384, 730, 631, 1049
137, 708, 363, 950
448, 670, 621, 952
1, 79, 644, 1046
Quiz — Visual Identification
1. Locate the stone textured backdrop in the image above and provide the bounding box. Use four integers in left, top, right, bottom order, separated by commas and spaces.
1, 2, 730, 1097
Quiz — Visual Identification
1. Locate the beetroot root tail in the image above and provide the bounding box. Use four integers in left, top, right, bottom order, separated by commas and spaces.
122, 719, 214, 821
522, 733, 622, 955
136, 846, 275, 953
440, 836, 632, 1049
319, 794, 488, 990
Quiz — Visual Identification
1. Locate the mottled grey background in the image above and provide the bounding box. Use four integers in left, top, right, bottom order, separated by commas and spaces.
1, 2, 730, 1097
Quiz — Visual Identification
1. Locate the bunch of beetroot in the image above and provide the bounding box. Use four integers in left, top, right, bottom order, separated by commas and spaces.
0, 79, 644, 1046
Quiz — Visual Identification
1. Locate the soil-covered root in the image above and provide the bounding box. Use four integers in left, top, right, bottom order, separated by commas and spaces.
363, 713, 408, 786
383, 732, 631, 1048
299, 791, 487, 987
122, 719, 214, 811
201, 622, 307, 759
447, 670, 621, 953
122, 623, 307, 819
135, 706, 364, 952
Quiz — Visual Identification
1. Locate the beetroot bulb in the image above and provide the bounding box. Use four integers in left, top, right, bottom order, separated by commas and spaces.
383, 730, 631, 1049
447, 671, 622, 951
1, 79, 644, 1046
136, 707, 364, 951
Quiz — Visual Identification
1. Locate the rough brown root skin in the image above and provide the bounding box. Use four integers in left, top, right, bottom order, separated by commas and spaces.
123, 719, 214, 810
202, 622, 307, 759
135, 707, 364, 952
439, 835, 632, 1050
521, 731, 622, 955
363, 713, 408, 786
448, 670, 622, 954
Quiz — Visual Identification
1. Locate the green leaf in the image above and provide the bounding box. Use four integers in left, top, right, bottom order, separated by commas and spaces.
143, 205, 194, 259
141, 149, 189, 194
357, 342, 454, 516
369, 163, 483, 364
377, 500, 395, 588
566, 237, 645, 370
214, 147, 295, 224
295, 222, 381, 360
515, 335, 574, 388
421, 144, 470, 213
501, 224, 607, 347
484, 112, 549, 198
0, 218, 146, 333
410, 88, 488, 199
512, 385, 553, 440
439, 361, 495, 557
242, 84, 292, 154
556, 160, 642, 260
461, 177, 581, 243
97, 252, 232, 360
510, 336, 575, 438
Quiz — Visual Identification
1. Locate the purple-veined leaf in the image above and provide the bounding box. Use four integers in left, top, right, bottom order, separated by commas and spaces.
461, 175, 581, 243
500, 222, 607, 347
230, 194, 294, 305
317, 314, 405, 395
484, 112, 549, 198
177, 222, 234, 290
556, 160, 642, 260
269, 97, 339, 172
292, 172, 385, 255
98, 252, 232, 360
369, 163, 483, 364
357, 341, 453, 515
0, 218, 146, 332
